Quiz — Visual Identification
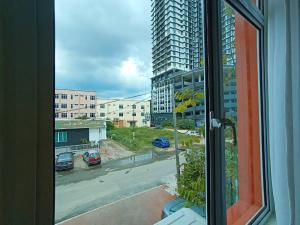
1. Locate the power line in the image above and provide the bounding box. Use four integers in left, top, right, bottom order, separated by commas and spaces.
56, 92, 150, 113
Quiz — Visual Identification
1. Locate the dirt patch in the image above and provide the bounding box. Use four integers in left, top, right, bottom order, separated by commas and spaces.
74, 155, 89, 170
100, 139, 134, 163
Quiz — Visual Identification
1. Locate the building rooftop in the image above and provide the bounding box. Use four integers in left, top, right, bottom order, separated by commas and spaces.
55, 88, 96, 93
55, 120, 106, 130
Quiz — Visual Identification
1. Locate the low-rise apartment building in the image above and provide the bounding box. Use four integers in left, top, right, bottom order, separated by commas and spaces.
55, 89, 97, 120
96, 98, 151, 127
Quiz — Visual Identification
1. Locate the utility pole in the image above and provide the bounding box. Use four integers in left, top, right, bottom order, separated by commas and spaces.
171, 84, 180, 177
132, 105, 135, 140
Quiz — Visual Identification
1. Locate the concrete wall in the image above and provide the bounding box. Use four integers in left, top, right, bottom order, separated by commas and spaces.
99, 128, 107, 140
89, 128, 100, 142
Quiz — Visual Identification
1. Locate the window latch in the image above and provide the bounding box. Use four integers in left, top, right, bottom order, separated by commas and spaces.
209, 111, 237, 146
210, 111, 222, 130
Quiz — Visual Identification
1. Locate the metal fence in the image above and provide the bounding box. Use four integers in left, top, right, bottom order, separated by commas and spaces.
55, 143, 100, 155
55, 143, 176, 167
113, 149, 175, 167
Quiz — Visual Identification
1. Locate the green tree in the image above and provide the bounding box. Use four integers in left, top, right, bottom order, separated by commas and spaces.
175, 88, 204, 113
177, 146, 206, 207
175, 88, 205, 207
106, 120, 115, 131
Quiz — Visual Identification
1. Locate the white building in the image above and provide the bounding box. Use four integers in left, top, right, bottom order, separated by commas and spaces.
151, 0, 204, 77
96, 98, 151, 127
55, 89, 97, 120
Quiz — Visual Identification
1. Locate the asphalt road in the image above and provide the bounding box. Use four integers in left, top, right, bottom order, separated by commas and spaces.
55, 156, 179, 223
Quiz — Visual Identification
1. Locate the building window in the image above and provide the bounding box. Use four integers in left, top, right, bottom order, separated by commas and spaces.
85, 96, 87, 100
55, 94, 59, 99
132, 112, 136, 116
61, 104, 67, 108
71, 104, 73, 109
141, 105, 145, 109
90, 113, 95, 117
90, 104, 95, 109
71, 95, 73, 99
55, 131, 68, 143
119, 104, 123, 109
100, 113, 105, 117
61, 113, 67, 118
90, 96, 96, 100
119, 113, 123, 117
85, 104, 87, 109
141, 112, 145, 116
55, 113, 59, 118
55, 103, 59, 108
61, 94, 67, 99
100, 104, 105, 108
71, 113, 73, 118
132, 104, 136, 109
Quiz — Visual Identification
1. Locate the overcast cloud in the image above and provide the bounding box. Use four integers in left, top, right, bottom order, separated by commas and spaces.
55, 0, 152, 98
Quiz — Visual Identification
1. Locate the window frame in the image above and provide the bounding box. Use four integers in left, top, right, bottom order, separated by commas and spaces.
205, 0, 271, 225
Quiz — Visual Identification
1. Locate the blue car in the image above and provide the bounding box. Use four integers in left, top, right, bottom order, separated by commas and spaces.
161, 198, 205, 219
152, 137, 170, 148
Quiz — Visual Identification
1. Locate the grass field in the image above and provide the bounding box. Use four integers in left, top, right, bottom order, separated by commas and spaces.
107, 127, 201, 152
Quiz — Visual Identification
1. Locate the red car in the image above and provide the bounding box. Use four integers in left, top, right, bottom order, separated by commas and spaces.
83, 150, 101, 166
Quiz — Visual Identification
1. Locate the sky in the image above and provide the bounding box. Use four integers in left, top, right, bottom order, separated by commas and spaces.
55, 0, 152, 99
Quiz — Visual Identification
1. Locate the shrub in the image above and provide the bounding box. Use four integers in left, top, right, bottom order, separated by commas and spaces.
177, 119, 195, 130
177, 147, 206, 207
162, 119, 173, 128
198, 126, 205, 138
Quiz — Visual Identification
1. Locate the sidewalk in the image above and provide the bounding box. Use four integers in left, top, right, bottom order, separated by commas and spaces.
57, 185, 175, 225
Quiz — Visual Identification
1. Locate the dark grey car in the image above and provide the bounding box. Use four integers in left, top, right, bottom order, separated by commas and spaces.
55, 152, 74, 171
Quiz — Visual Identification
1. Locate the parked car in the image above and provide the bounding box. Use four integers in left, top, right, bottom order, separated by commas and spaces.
152, 137, 170, 148
83, 150, 101, 166
55, 152, 74, 171
186, 130, 200, 136
161, 198, 205, 219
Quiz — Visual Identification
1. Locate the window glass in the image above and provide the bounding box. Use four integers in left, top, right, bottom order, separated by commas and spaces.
55, 0, 207, 224
55, 132, 67, 143
221, 2, 263, 224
